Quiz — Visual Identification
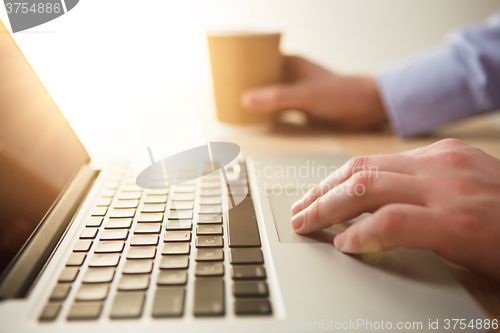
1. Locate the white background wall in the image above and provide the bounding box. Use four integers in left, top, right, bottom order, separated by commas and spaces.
1, 0, 499, 158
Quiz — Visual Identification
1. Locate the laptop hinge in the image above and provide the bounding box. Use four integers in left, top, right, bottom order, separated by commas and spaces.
0, 164, 98, 299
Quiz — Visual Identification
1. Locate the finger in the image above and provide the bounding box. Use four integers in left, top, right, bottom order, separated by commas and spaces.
291, 154, 418, 215
291, 172, 423, 234
334, 204, 440, 253
241, 84, 305, 112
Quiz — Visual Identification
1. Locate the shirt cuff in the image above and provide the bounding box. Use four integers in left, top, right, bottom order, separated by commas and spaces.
376, 45, 477, 137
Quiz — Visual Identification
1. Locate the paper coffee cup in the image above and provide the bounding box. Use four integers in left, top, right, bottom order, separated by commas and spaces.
207, 31, 283, 125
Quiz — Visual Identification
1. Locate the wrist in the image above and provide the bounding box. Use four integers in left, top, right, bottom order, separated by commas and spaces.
333, 74, 388, 130
358, 75, 388, 127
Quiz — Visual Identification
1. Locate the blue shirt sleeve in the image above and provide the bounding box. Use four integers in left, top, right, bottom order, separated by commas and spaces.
377, 10, 500, 137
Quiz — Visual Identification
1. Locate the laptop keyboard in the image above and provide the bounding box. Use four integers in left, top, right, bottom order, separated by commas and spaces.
39, 164, 272, 321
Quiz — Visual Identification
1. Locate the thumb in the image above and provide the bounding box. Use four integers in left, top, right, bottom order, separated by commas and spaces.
241, 84, 303, 112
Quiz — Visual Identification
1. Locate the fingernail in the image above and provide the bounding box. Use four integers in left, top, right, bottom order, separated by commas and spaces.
291, 200, 303, 215
241, 91, 254, 108
242, 90, 266, 108
291, 211, 305, 232
334, 233, 346, 251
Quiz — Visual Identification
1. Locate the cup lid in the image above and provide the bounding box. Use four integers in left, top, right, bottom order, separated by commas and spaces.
206, 27, 281, 37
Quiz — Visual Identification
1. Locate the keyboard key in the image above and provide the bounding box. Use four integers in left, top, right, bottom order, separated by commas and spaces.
96, 197, 112, 207
143, 194, 168, 203
118, 275, 150, 291
39, 303, 61, 321
233, 281, 269, 297
162, 243, 190, 255
104, 218, 133, 229
231, 265, 266, 280
58, 268, 79, 282
121, 185, 143, 192
152, 288, 185, 317
177, 178, 196, 184
88, 253, 121, 267
105, 181, 120, 190
230, 248, 264, 264
157, 270, 187, 285
107, 175, 122, 182
110, 292, 145, 319
198, 215, 222, 224
114, 199, 139, 208
137, 213, 163, 222
199, 205, 222, 214
234, 299, 272, 315
199, 197, 222, 205
159, 255, 189, 269
176, 180, 197, 187
145, 188, 169, 196
86, 217, 103, 227
127, 246, 156, 259
109, 208, 136, 218
172, 193, 195, 201
148, 181, 170, 189
197, 225, 222, 235
175, 186, 195, 193
195, 262, 224, 276
228, 196, 261, 247
201, 182, 220, 189
195, 248, 224, 261
101, 189, 116, 197
166, 220, 192, 230
164, 231, 191, 242
123, 180, 137, 187
73, 240, 92, 252
202, 174, 220, 182
100, 229, 129, 240
141, 203, 166, 213
168, 210, 193, 220
82, 268, 115, 283
193, 277, 224, 316
94, 241, 125, 253
66, 253, 86, 266
75, 284, 109, 301
134, 223, 161, 234
80, 228, 98, 239
122, 260, 153, 274
131, 235, 159, 246
170, 201, 194, 210
200, 189, 221, 197
117, 191, 142, 200
49, 284, 71, 301
67, 302, 102, 320
91, 207, 108, 216
196, 236, 223, 248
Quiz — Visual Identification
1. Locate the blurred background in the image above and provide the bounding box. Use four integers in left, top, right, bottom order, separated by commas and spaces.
1, 0, 499, 159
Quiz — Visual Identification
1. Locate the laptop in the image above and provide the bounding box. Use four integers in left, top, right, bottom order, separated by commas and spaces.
0, 19, 488, 332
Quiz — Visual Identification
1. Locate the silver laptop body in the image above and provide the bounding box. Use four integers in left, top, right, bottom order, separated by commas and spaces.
0, 19, 488, 333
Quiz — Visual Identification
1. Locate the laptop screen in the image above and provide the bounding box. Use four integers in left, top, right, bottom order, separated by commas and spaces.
0, 20, 90, 277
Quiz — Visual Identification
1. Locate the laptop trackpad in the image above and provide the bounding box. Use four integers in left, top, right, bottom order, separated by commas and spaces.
268, 192, 354, 244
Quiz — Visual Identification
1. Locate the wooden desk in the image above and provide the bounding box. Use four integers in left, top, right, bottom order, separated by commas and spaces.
201, 106, 500, 325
